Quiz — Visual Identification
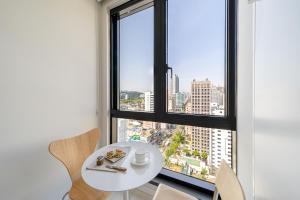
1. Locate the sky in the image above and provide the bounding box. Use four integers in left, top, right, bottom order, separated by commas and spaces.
120, 0, 225, 92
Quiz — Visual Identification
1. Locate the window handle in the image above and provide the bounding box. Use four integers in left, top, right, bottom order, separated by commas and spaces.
166, 64, 173, 78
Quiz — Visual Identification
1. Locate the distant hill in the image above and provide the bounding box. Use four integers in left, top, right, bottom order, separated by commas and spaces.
120, 91, 144, 99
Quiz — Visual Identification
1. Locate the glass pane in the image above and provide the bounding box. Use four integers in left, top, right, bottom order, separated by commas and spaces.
167, 0, 226, 116
119, 6, 154, 112
116, 118, 235, 183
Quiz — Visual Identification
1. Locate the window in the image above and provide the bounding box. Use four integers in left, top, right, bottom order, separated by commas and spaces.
110, 0, 236, 191
119, 5, 154, 112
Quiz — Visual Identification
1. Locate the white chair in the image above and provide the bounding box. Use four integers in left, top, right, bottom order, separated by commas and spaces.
152, 183, 197, 200
153, 160, 245, 200
212, 160, 245, 200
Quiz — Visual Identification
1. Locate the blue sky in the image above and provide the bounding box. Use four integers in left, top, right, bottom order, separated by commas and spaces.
120, 0, 225, 92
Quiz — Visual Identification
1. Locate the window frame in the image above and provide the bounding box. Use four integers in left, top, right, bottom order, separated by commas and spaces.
110, 0, 236, 130
109, 0, 237, 193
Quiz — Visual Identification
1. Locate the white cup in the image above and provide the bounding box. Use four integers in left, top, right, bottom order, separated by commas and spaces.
135, 148, 149, 163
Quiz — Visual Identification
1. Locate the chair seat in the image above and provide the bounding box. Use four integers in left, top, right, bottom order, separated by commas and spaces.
152, 184, 197, 200
69, 177, 111, 200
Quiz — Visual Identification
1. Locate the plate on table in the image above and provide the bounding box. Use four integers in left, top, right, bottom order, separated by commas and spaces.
104, 146, 131, 163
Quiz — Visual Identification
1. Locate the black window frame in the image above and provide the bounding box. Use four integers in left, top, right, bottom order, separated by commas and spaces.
110, 0, 237, 193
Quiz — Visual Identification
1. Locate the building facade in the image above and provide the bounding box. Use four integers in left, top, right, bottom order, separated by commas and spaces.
172, 74, 179, 94
144, 91, 154, 112
210, 129, 232, 173
190, 79, 212, 157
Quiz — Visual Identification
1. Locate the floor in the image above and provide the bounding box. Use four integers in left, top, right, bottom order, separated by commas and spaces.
65, 190, 152, 200
106, 181, 212, 200
65, 181, 211, 200
108, 190, 153, 200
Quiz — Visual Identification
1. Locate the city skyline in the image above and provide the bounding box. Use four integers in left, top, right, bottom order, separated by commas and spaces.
120, 76, 224, 94
117, 75, 230, 183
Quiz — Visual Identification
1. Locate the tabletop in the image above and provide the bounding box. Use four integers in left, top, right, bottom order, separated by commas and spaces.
81, 141, 163, 192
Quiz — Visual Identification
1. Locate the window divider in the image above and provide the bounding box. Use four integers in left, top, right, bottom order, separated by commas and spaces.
227, 0, 237, 123
154, 0, 167, 119
110, 13, 119, 111
111, 110, 235, 130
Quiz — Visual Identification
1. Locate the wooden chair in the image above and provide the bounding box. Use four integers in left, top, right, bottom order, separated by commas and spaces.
49, 128, 110, 200
152, 160, 245, 200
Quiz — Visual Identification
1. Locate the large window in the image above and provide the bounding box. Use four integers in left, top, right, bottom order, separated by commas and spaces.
110, 0, 236, 191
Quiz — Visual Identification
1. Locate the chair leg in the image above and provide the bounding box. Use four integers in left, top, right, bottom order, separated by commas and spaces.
62, 191, 69, 200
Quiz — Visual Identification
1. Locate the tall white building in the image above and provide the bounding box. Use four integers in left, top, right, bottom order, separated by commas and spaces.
172, 74, 179, 94
211, 86, 224, 106
210, 107, 230, 172
144, 91, 154, 112
210, 129, 232, 170
118, 119, 128, 142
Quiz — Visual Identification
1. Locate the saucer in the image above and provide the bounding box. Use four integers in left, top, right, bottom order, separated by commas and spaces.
130, 157, 150, 166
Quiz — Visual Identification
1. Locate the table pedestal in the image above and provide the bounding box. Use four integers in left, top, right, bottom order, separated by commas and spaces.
123, 190, 130, 200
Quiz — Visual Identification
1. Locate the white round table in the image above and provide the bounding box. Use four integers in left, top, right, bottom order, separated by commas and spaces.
81, 141, 163, 200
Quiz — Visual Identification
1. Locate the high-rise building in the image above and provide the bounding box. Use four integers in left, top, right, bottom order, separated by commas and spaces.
184, 96, 192, 113
144, 91, 154, 112
168, 96, 175, 112
210, 106, 230, 173
211, 86, 224, 106
173, 92, 185, 112
210, 129, 232, 173
190, 79, 212, 156
175, 92, 185, 107
118, 119, 128, 142
184, 97, 193, 136
172, 74, 179, 94
168, 74, 180, 112
191, 79, 212, 115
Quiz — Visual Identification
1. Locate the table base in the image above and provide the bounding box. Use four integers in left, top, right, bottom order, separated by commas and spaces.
123, 190, 130, 200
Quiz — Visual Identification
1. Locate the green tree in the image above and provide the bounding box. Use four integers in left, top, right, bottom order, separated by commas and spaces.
120, 98, 144, 104
200, 167, 208, 180
201, 167, 208, 175
164, 158, 171, 167
183, 148, 191, 156
183, 148, 190, 154
192, 149, 200, 157
201, 151, 208, 160
173, 132, 185, 144
165, 148, 175, 158
164, 132, 186, 160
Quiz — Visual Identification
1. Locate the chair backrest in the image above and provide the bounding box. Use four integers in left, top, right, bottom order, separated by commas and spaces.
213, 160, 245, 200
49, 128, 100, 182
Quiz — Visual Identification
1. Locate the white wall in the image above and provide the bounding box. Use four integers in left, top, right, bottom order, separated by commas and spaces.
254, 0, 300, 199
98, 0, 129, 147
0, 0, 99, 199
235, 0, 300, 199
